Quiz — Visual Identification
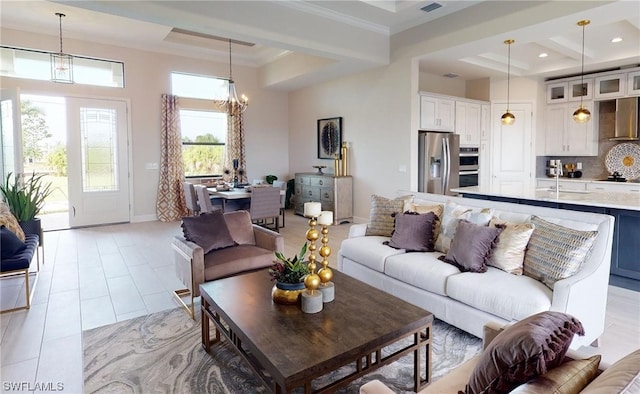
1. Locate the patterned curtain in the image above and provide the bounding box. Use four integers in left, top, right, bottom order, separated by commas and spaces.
156, 94, 188, 221
215, 102, 247, 183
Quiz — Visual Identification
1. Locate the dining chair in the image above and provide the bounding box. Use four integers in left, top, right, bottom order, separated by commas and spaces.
249, 186, 281, 232
272, 180, 287, 228
183, 182, 200, 216
194, 184, 214, 213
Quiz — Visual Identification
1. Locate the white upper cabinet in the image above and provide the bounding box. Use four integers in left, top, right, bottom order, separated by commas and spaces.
627, 70, 640, 96
480, 104, 490, 140
595, 73, 627, 99
420, 95, 455, 131
547, 82, 568, 104
568, 77, 593, 101
545, 101, 597, 156
455, 101, 481, 146
547, 67, 640, 103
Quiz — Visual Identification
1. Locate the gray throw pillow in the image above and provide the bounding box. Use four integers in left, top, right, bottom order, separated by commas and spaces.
181, 210, 236, 254
385, 211, 437, 252
439, 219, 502, 273
523, 216, 598, 289
464, 311, 585, 394
365, 195, 412, 237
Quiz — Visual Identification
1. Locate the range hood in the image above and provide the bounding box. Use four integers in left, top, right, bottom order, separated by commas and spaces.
610, 97, 639, 141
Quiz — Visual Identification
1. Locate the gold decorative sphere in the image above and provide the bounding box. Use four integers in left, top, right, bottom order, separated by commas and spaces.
306, 228, 320, 242
304, 273, 321, 290
318, 267, 333, 283
319, 245, 331, 258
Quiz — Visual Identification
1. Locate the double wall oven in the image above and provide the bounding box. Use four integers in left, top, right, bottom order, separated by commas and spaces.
459, 147, 479, 187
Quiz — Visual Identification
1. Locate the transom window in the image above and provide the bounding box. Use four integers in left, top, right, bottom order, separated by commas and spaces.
1, 46, 125, 88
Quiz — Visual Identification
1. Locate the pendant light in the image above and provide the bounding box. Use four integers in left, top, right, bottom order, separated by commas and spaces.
573, 20, 591, 123
220, 39, 248, 115
50, 12, 73, 84
501, 39, 515, 126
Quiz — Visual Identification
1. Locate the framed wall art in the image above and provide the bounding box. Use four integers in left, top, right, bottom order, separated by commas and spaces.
317, 117, 342, 159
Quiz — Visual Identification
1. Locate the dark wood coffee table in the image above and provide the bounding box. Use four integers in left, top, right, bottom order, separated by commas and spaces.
200, 269, 433, 393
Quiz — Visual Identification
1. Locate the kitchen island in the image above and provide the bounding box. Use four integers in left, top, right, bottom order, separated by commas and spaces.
451, 185, 640, 291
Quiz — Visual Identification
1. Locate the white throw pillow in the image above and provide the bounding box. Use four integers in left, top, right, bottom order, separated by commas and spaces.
488, 218, 535, 275
434, 201, 493, 254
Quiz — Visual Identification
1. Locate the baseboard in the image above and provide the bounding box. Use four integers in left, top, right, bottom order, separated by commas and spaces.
132, 214, 158, 223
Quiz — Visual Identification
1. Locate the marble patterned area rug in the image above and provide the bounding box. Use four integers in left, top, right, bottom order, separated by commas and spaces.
83, 307, 481, 393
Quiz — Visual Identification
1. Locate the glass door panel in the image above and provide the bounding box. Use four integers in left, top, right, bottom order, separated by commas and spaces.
67, 98, 130, 227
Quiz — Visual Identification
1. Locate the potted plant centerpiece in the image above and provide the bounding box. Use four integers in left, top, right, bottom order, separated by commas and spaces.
269, 243, 310, 305
0, 172, 53, 239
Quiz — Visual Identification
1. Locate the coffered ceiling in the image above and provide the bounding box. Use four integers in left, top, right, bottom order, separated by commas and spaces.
1, 1, 639, 90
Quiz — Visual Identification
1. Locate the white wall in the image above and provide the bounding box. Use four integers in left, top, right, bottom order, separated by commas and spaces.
490, 76, 546, 155
0, 28, 289, 221
419, 71, 466, 97
289, 58, 415, 222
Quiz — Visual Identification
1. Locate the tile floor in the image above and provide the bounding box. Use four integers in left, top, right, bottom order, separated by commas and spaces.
0, 211, 639, 393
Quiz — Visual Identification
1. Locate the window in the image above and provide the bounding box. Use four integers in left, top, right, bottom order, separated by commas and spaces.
181, 110, 226, 177
172, 72, 229, 177
1, 46, 125, 87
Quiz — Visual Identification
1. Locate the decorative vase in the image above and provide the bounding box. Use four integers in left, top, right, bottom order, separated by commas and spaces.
271, 281, 306, 305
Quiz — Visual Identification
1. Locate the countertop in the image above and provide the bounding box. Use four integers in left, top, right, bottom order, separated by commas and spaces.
536, 177, 640, 184
451, 185, 640, 211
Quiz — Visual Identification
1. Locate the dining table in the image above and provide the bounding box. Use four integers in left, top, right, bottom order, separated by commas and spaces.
207, 187, 285, 212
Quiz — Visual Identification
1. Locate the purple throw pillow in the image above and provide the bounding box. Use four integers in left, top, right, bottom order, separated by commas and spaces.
463, 311, 585, 394
439, 219, 502, 273
181, 210, 236, 254
385, 211, 437, 252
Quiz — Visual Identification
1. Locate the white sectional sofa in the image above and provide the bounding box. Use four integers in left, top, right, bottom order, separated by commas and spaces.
337, 191, 615, 349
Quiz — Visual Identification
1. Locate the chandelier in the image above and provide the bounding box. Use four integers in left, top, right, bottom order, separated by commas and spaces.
50, 12, 73, 84
501, 39, 515, 125
220, 39, 248, 114
573, 20, 591, 123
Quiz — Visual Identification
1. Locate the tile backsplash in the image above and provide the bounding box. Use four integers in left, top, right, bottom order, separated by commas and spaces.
537, 100, 639, 180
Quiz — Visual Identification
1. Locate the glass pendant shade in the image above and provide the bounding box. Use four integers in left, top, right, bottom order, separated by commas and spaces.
573, 106, 591, 123
51, 12, 74, 84
502, 39, 515, 126
501, 111, 516, 125
50, 52, 73, 83
573, 20, 590, 123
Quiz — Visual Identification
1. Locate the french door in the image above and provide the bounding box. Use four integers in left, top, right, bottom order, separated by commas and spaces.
66, 97, 130, 227
0, 89, 23, 181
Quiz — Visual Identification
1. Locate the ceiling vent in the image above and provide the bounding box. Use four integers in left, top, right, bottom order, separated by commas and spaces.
421, 2, 443, 13
443, 73, 460, 78
170, 28, 255, 46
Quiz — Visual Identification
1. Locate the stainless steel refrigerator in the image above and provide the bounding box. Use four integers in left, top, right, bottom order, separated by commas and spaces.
418, 131, 460, 195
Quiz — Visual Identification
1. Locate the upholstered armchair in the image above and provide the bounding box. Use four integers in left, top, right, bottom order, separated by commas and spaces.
172, 210, 284, 318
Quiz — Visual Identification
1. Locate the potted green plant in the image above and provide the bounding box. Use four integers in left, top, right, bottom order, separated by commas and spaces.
0, 172, 53, 237
269, 243, 310, 304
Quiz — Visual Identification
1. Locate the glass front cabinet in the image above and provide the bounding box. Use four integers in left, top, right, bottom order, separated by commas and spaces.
627, 70, 640, 96
568, 77, 593, 101
595, 73, 626, 99
546, 82, 568, 104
